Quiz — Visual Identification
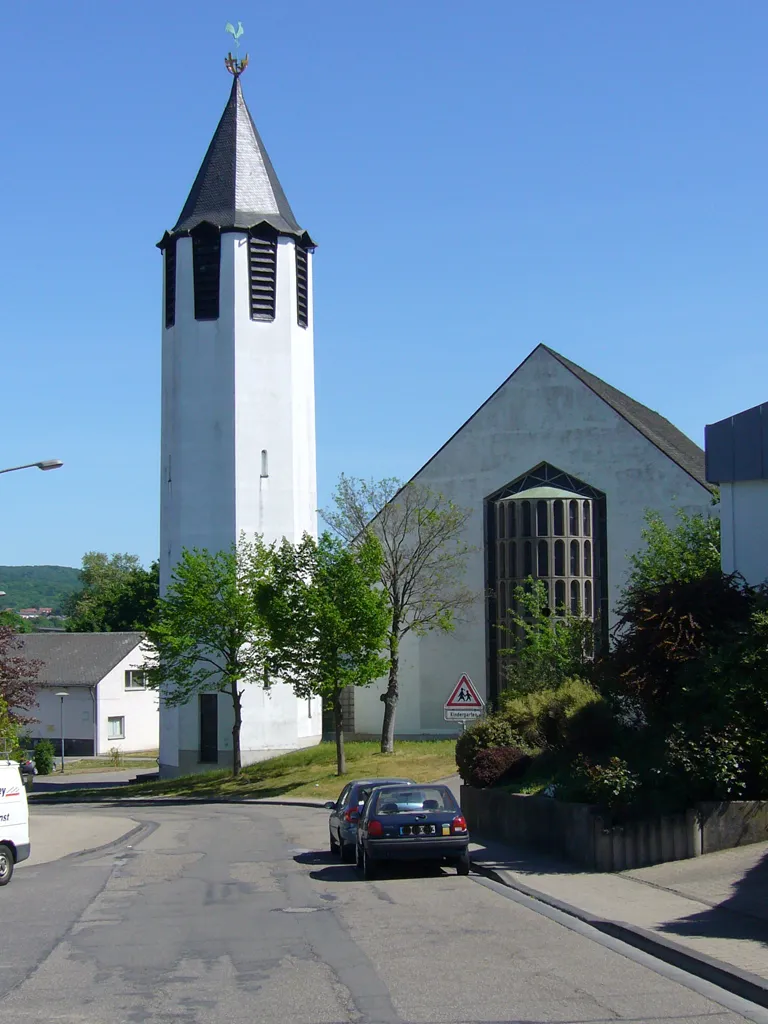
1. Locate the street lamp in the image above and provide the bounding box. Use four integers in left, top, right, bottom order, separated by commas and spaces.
55, 691, 68, 772
0, 459, 64, 475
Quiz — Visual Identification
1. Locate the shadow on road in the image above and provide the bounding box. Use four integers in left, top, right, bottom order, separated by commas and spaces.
294, 849, 455, 883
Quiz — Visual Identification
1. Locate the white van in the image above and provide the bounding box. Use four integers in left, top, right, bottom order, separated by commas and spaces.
0, 760, 30, 885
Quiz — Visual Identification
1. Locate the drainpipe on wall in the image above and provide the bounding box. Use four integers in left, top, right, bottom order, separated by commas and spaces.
89, 686, 97, 756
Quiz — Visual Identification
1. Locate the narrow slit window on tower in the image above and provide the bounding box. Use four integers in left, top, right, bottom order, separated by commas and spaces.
248, 234, 277, 320
164, 241, 177, 328
296, 245, 309, 327
192, 231, 221, 321
260, 450, 269, 478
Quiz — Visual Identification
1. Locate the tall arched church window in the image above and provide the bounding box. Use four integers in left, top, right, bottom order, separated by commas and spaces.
584, 540, 591, 575
554, 540, 565, 576
555, 579, 566, 611
570, 580, 580, 615
537, 540, 549, 576
583, 501, 592, 536
498, 505, 506, 539
521, 501, 532, 537
507, 503, 516, 537
570, 540, 579, 575
569, 500, 579, 535
536, 500, 548, 536
553, 500, 564, 536
523, 541, 533, 576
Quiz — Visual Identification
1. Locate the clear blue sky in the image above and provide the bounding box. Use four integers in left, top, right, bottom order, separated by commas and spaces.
2, 1, 766, 569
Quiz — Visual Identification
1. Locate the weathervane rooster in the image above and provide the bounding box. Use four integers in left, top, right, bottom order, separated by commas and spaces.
225, 21, 248, 76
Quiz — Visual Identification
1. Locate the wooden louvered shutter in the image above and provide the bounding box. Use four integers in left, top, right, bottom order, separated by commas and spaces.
192, 231, 221, 321
248, 235, 277, 320
164, 241, 176, 329
296, 245, 309, 328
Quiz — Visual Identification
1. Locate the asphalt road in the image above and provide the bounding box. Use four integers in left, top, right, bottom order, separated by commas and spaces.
3, 803, 767, 1024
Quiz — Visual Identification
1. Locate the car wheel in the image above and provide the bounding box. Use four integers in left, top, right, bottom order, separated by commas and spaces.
0, 844, 14, 886
362, 846, 377, 881
455, 850, 470, 876
340, 840, 355, 863
329, 831, 340, 856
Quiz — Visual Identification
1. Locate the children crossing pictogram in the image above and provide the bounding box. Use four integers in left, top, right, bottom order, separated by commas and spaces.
444, 674, 484, 721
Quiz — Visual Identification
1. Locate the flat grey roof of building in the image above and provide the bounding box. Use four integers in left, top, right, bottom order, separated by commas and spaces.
17, 632, 144, 687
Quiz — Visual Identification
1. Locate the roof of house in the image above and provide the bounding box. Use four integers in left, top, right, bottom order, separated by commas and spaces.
17, 632, 145, 688
409, 344, 709, 491
161, 76, 313, 247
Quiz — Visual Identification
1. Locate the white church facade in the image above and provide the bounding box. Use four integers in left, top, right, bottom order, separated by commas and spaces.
157, 64, 321, 775
351, 344, 714, 738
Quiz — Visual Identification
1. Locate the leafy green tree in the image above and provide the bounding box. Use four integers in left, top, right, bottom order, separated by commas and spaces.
145, 539, 274, 776
65, 553, 159, 632
266, 532, 389, 775
0, 611, 32, 633
323, 474, 474, 754
0, 696, 20, 759
502, 578, 595, 694
624, 508, 720, 598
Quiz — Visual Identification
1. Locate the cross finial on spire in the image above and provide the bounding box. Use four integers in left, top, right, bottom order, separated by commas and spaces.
224, 21, 248, 76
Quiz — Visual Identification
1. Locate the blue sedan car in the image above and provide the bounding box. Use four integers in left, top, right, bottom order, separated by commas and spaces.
325, 778, 415, 862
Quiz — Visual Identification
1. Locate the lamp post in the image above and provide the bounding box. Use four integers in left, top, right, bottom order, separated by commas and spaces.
0, 460, 63, 475
55, 691, 68, 772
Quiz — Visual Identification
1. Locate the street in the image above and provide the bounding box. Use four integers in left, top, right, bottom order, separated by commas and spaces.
3, 803, 766, 1024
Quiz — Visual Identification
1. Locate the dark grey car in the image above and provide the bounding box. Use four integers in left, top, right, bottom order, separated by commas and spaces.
325, 778, 415, 862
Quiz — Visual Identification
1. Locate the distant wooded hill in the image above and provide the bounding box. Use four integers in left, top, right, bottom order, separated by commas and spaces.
0, 565, 81, 613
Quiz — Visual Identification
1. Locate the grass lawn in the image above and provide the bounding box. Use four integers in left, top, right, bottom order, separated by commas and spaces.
42, 740, 459, 801
47, 758, 159, 776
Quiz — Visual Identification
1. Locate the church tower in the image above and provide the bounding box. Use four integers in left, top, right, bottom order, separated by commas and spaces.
157, 57, 321, 775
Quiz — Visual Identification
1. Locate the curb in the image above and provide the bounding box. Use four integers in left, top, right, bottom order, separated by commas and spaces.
29, 794, 328, 809
470, 857, 768, 1010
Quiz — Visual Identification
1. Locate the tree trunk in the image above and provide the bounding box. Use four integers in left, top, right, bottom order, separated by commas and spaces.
230, 680, 242, 777
380, 626, 399, 754
333, 688, 346, 776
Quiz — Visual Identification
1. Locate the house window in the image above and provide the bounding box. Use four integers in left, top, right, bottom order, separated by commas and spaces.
108, 716, 125, 740
125, 671, 146, 690
248, 233, 277, 320
192, 230, 221, 321
164, 241, 176, 328
296, 245, 309, 327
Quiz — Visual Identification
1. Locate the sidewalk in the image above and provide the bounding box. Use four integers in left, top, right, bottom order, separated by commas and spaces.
21, 808, 140, 866
32, 768, 158, 791
470, 835, 768, 983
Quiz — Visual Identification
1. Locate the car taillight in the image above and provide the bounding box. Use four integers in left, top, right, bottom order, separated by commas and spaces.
344, 809, 359, 823
367, 820, 384, 837
451, 816, 467, 834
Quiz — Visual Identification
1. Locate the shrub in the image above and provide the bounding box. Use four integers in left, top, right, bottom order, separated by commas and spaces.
34, 739, 56, 776
500, 677, 604, 751
571, 753, 639, 811
455, 716, 517, 782
468, 746, 531, 788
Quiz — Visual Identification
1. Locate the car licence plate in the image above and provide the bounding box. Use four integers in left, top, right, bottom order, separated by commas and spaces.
399, 824, 437, 836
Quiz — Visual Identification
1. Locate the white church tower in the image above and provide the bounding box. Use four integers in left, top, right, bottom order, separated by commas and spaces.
157, 57, 321, 775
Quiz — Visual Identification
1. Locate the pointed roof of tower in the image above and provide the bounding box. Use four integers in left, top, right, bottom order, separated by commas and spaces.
162, 76, 313, 247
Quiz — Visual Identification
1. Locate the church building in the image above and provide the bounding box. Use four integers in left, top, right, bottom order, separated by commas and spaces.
156, 59, 322, 775
351, 344, 714, 738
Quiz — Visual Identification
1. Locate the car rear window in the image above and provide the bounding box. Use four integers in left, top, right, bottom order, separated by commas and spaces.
353, 780, 413, 806
372, 787, 457, 815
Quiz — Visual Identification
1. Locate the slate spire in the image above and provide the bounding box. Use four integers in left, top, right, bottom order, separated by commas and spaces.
165, 75, 313, 245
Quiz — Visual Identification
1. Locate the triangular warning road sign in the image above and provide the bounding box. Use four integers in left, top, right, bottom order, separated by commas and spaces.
445, 674, 484, 709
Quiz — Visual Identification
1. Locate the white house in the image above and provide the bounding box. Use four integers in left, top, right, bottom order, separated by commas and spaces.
156, 60, 322, 775
18, 633, 158, 756
706, 401, 768, 586
351, 344, 714, 739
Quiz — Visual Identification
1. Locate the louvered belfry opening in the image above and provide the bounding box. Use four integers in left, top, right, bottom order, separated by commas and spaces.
164, 241, 177, 329
248, 231, 278, 320
192, 228, 221, 321
296, 245, 309, 327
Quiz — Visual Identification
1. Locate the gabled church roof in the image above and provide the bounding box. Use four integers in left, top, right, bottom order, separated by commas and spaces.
161, 76, 313, 247
541, 346, 708, 488
412, 344, 709, 490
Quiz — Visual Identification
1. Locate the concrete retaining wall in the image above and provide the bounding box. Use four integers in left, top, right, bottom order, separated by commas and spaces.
698, 801, 768, 853
460, 787, 768, 871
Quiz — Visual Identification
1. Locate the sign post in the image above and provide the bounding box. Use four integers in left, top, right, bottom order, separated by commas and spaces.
443, 674, 484, 731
